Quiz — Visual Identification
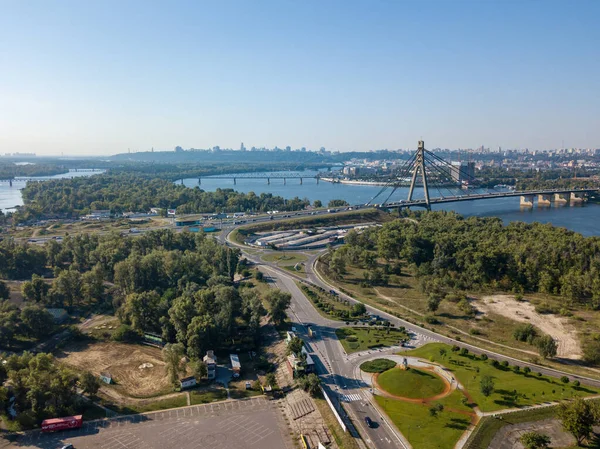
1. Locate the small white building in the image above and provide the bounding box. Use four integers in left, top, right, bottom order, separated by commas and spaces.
180, 376, 197, 389
230, 354, 241, 378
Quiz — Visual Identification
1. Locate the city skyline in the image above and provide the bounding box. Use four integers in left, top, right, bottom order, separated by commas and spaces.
1, 0, 599, 156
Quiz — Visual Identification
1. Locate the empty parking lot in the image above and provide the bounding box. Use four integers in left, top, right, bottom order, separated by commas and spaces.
5, 397, 292, 449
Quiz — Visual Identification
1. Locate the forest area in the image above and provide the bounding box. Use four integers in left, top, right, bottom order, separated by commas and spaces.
16, 174, 311, 221
324, 211, 600, 364
0, 229, 291, 427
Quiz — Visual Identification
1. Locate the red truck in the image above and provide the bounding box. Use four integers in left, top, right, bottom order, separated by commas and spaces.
41, 415, 83, 433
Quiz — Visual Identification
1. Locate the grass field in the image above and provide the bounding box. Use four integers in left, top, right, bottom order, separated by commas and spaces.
190, 388, 228, 404
261, 252, 307, 265
375, 395, 472, 449
335, 327, 408, 353
298, 282, 360, 321
377, 367, 446, 399
399, 343, 600, 412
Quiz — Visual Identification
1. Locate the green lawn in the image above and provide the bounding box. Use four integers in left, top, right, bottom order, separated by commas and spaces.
399, 343, 600, 412
375, 395, 472, 449
190, 387, 229, 405
261, 252, 307, 266
335, 327, 408, 353
377, 367, 446, 399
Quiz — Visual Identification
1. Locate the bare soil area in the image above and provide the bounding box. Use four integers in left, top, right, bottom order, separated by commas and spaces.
475, 295, 582, 359
57, 341, 171, 397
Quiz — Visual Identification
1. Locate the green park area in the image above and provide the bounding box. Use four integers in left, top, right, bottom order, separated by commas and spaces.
261, 252, 308, 276
375, 395, 473, 449
335, 327, 408, 353
399, 343, 600, 412
366, 358, 475, 449
377, 367, 446, 399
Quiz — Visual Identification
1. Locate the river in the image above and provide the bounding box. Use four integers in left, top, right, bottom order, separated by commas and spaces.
0, 169, 105, 213
181, 170, 600, 237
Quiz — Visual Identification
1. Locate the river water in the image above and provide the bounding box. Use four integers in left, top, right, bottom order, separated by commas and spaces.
2, 169, 597, 237
181, 170, 600, 237
0, 169, 105, 213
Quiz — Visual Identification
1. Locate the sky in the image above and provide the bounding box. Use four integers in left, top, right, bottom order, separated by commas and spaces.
1, 0, 599, 156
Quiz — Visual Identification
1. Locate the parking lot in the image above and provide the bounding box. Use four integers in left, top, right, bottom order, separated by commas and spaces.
5, 397, 292, 449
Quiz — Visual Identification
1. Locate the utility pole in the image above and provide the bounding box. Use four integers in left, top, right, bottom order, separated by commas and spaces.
407, 140, 431, 209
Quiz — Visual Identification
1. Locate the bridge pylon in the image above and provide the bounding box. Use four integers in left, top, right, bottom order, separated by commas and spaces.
407, 140, 431, 209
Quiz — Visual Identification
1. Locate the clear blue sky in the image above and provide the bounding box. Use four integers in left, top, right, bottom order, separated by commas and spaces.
1, 0, 598, 155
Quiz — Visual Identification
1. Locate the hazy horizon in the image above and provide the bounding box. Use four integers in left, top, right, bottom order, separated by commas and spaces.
1, 0, 599, 156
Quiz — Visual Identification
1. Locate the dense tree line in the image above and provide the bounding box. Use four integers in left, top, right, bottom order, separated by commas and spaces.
0, 162, 67, 179
17, 174, 310, 221
332, 211, 600, 305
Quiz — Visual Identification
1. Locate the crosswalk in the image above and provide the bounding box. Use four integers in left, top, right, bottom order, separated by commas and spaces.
341, 393, 363, 402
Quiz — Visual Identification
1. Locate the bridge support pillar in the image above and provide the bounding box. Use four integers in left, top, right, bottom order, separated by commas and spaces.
198, 177, 201, 185
9, 180, 12, 187
181, 179, 184, 185
570, 192, 586, 205
300, 177, 302, 185
284, 178, 286, 185
537, 194, 552, 207
267, 178, 270, 185
520, 195, 534, 208
316, 177, 319, 185
233, 177, 236, 185
554, 193, 569, 204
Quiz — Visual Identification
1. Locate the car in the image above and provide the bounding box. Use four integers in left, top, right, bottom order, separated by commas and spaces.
364, 416, 374, 428
61, 444, 74, 449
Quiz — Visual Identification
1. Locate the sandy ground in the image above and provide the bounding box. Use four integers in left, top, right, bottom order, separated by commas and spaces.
57, 341, 171, 397
475, 295, 582, 359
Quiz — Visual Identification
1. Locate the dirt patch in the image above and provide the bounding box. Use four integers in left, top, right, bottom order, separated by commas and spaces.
57, 341, 171, 397
475, 295, 582, 359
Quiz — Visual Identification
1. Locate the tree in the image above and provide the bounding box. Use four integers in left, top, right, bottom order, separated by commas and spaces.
536, 335, 557, 359
520, 431, 551, 449
264, 290, 291, 326
480, 375, 495, 397
265, 372, 277, 388
191, 360, 207, 381
80, 371, 101, 397
313, 200, 322, 208
351, 302, 367, 317
427, 294, 442, 313
21, 275, 50, 303
439, 348, 447, 358
163, 343, 186, 387
428, 403, 444, 417
583, 340, 600, 366
0, 281, 9, 300
287, 336, 304, 357
328, 199, 349, 208
557, 397, 600, 446
20, 305, 54, 339
298, 373, 321, 396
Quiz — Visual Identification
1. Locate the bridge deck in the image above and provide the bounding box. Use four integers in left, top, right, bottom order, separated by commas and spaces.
383, 188, 598, 208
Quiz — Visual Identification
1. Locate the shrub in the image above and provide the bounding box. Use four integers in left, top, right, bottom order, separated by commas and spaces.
459, 348, 469, 356
490, 359, 500, 368
560, 376, 569, 384
451, 345, 460, 352
523, 366, 531, 374
469, 328, 481, 335
573, 380, 580, 387
480, 354, 488, 361
112, 324, 141, 343
501, 360, 509, 368
360, 358, 397, 373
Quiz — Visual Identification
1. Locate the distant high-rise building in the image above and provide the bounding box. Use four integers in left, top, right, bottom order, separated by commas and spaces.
240, 142, 246, 151
175, 146, 183, 152
450, 161, 475, 183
